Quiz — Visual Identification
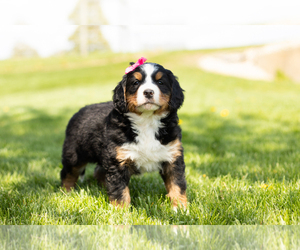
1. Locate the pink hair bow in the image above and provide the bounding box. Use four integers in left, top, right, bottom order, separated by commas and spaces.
125, 57, 147, 74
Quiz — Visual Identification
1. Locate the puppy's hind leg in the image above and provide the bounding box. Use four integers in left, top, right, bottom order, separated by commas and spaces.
61, 144, 87, 191
61, 163, 87, 192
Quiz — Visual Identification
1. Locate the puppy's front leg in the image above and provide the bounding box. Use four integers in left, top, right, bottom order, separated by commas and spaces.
160, 156, 187, 210
105, 166, 131, 207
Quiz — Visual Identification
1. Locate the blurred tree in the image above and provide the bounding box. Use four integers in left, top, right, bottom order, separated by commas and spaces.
11, 42, 39, 59
69, 0, 110, 56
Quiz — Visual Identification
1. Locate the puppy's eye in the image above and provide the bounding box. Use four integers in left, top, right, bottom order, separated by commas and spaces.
134, 80, 140, 85
158, 80, 163, 85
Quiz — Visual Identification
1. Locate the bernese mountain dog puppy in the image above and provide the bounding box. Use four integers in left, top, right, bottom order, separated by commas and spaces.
60, 58, 187, 210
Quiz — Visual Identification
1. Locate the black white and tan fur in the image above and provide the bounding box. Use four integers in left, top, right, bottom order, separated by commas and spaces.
60, 61, 187, 209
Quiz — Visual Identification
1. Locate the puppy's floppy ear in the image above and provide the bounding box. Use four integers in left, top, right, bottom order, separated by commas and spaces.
167, 70, 184, 111
113, 75, 127, 113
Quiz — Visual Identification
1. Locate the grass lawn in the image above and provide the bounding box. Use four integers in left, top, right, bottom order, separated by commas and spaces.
1, 50, 300, 225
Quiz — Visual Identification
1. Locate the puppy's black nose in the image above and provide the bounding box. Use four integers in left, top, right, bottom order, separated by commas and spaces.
143, 89, 154, 99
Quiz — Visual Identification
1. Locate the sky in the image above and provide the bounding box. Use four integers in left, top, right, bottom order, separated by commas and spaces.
0, 0, 300, 60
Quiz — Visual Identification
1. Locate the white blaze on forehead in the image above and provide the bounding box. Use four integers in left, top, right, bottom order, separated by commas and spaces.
136, 64, 161, 106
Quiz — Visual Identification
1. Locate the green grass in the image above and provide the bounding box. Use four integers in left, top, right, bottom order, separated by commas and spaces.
1, 50, 300, 225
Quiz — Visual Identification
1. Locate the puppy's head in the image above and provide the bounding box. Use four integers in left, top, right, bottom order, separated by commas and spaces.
113, 62, 184, 115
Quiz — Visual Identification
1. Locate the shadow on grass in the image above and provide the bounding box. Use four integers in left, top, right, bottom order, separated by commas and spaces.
180, 111, 300, 182
0, 107, 73, 191
0, 107, 69, 152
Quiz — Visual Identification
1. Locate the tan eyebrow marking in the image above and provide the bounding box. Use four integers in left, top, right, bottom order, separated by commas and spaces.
133, 72, 142, 81
155, 71, 163, 81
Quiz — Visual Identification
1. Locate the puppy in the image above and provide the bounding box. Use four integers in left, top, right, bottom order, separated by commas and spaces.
60, 58, 187, 209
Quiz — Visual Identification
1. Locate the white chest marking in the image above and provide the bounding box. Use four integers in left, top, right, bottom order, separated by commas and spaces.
119, 112, 180, 173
